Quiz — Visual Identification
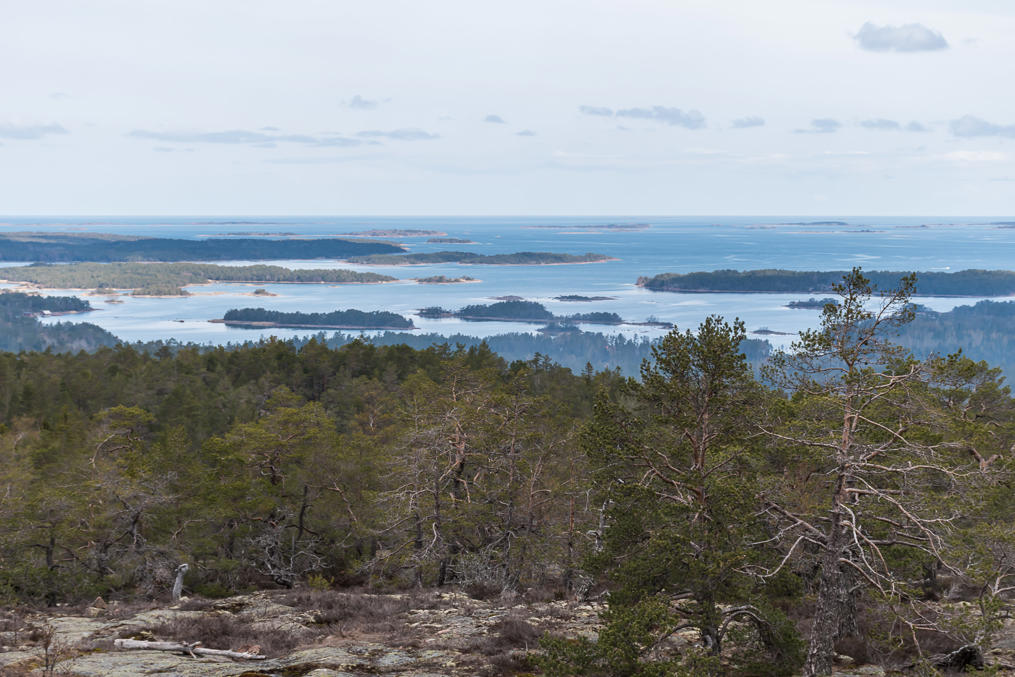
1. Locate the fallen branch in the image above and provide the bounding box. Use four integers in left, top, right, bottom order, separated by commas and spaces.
112, 638, 266, 660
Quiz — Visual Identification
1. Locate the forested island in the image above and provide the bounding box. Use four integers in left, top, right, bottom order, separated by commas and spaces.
4, 271, 1015, 675
426, 237, 476, 244
417, 299, 667, 327
786, 297, 838, 309
0, 232, 403, 262
639, 268, 1015, 296
0, 262, 397, 293
0, 292, 115, 352
414, 275, 477, 284
217, 307, 414, 330
554, 294, 615, 302
348, 251, 613, 265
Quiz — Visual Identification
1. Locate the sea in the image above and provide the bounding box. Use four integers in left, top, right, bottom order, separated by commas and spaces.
2, 215, 1013, 349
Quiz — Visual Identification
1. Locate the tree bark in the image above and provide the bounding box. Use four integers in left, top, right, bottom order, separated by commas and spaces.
803, 532, 857, 676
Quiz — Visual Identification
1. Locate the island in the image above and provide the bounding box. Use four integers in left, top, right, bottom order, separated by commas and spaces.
414, 275, 478, 284
341, 229, 446, 237
417, 300, 669, 327
427, 237, 476, 244
0, 232, 404, 262
0, 262, 397, 294
0, 291, 115, 352
131, 284, 190, 297
523, 223, 650, 231
785, 297, 838, 309
780, 221, 850, 226
554, 294, 616, 302
348, 251, 614, 266
637, 269, 1015, 297
0, 291, 93, 316
214, 308, 415, 330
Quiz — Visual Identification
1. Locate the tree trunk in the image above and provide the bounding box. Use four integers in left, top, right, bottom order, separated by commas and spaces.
803, 536, 857, 676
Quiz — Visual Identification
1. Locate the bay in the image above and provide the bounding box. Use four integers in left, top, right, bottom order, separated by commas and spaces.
1, 215, 1011, 347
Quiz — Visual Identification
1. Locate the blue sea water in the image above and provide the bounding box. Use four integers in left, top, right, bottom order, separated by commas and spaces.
1, 215, 1013, 347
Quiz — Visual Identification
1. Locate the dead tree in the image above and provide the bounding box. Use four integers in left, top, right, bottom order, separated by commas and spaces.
171, 563, 188, 601
761, 269, 1001, 676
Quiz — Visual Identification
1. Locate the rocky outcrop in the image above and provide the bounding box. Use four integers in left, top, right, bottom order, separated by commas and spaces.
0, 590, 599, 676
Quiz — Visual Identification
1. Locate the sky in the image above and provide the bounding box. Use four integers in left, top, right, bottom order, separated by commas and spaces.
1, 0, 1014, 216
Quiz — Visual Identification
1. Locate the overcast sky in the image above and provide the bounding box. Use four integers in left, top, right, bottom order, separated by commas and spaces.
2, 0, 1014, 215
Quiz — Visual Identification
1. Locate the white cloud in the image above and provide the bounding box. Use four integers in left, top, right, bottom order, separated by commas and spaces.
950, 115, 1015, 138
348, 95, 379, 110
0, 122, 69, 140
795, 119, 841, 134
731, 116, 765, 129
854, 22, 948, 52
356, 128, 440, 141
941, 150, 1008, 165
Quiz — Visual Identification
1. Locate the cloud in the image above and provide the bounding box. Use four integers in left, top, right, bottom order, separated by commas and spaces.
860, 118, 901, 131
484, 114, 507, 124
348, 95, 379, 110
515, 129, 536, 137
579, 104, 705, 128
578, 105, 614, 117
356, 128, 439, 141
950, 115, 1015, 138
941, 150, 1008, 165
0, 122, 69, 140
795, 119, 842, 134
127, 128, 362, 147
616, 106, 705, 129
854, 22, 948, 52
859, 119, 930, 132
731, 116, 765, 129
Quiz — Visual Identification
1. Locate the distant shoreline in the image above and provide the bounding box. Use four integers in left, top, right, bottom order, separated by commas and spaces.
211, 319, 417, 331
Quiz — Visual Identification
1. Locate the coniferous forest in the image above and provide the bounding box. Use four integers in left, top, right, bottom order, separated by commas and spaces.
3, 270, 1015, 674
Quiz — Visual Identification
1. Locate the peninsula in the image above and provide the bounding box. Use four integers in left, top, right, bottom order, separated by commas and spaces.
0, 262, 397, 295
0, 232, 404, 262
637, 269, 1015, 297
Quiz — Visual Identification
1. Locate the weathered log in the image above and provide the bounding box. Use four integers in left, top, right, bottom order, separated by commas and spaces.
112, 638, 266, 660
